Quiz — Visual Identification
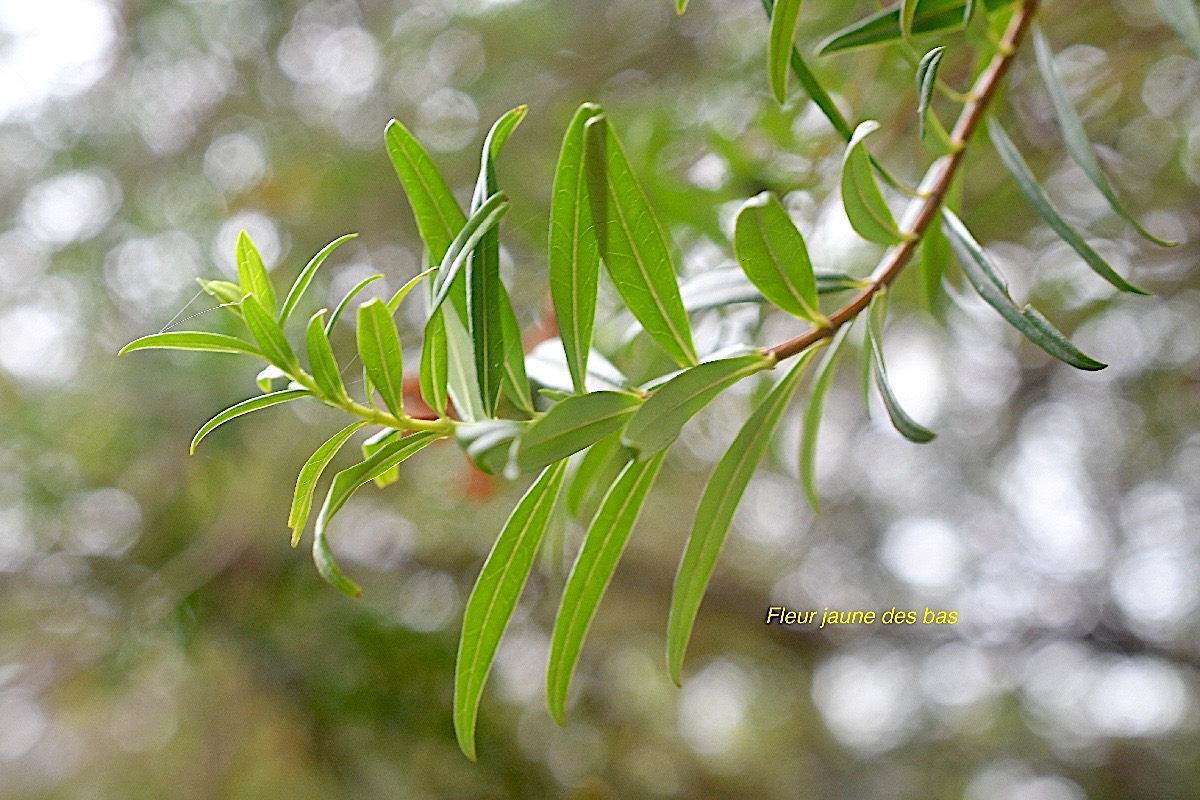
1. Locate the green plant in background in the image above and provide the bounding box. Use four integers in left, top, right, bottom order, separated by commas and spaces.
119, 0, 1196, 760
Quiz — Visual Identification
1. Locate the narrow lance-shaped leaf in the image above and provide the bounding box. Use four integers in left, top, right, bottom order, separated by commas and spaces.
289, 421, 369, 545
866, 296, 937, 444
517, 391, 642, 474
198, 279, 247, 311
279, 233, 357, 326
455, 460, 569, 760
585, 115, 698, 368
190, 389, 310, 454
801, 323, 853, 513
667, 347, 821, 684
420, 308, 449, 416
677, 0, 689, 14
734, 192, 827, 325
498, 285, 534, 415
444, 301, 486, 422
768, 0, 805, 104
356, 298, 406, 418
987, 118, 1148, 295
386, 267, 438, 313
550, 103, 604, 394
916, 47, 945, 141
1154, 0, 1200, 61
385, 118, 467, 264
1032, 28, 1176, 247
119, 331, 262, 358
546, 452, 665, 725
564, 434, 629, 521
325, 274, 383, 334
429, 192, 510, 316
313, 431, 442, 597
242, 295, 301, 374
818, 0, 1016, 54
236, 231, 276, 316
942, 209, 1107, 371
841, 121, 908, 245
306, 311, 350, 404
361, 429, 402, 488
622, 352, 774, 459
900, 0, 919, 42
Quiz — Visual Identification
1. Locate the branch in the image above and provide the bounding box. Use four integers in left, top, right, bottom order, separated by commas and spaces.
768, 0, 1040, 362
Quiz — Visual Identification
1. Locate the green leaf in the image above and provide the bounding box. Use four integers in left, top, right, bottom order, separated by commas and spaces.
385, 119, 467, 264
456, 420, 526, 476
242, 295, 301, 373
190, 389, 310, 454
916, 47, 945, 141
1155, 0, 1200, 60
550, 103, 605, 394
498, 285, 534, 415
197, 278, 247, 310
236, 231, 277, 317
768, 0, 805, 104
841, 121, 907, 245
734, 192, 827, 325
386, 267, 438, 314
306, 311, 350, 404
677, 0, 689, 14
420, 309, 449, 416
865, 296, 937, 444
801, 324, 853, 513
518, 391, 642, 474
942, 209, 1107, 371
119, 331, 262, 358
289, 421, 369, 544
429, 191, 510, 317
313, 431, 443, 597
818, 0, 1016, 54
546, 452, 665, 725
564, 434, 629, 521
900, 0, 919, 42
455, 460, 568, 760
667, 349, 819, 684
1032, 28, 1177, 248
585, 115, 698, 368
356, 298, 406, 418
361, 429, 401, 488
444, 302, 486, 422
621, 353, 774, 459
326, 274, 384, 334
279, 233, 357, 326
919, 209, 951, 314
987, 118, 1148, 295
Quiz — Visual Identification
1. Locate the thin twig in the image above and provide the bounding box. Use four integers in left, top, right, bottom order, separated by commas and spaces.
768, 0, 1040, 362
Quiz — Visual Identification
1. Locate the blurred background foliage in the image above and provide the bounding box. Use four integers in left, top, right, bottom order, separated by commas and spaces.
0, 0, 1198, 797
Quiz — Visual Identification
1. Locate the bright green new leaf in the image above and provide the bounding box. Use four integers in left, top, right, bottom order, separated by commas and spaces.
197, 278, 247, 310
326, 274, 383, 334
622, 353, 774, 459
386, 267, 438, 313
242, 295, 300, 374
517, 391, 642, 474
385, 118, 467, 264
455, 460, 568, 760
818, 0, 1015, 54
987, 118, 1148, 295
550, 103, 604, 394
585, 115, 698, 368
420, 309, 449, 416
1033, 28, 1176, 247
667, 348, 820, 684
768, 0, 805, 104
942, 210, 1106, 371
677, 0, 689, 14
306, 311, 350, 404
119, 331, 262, 358
866, 297, 937, 444
801, 324, 853, 513
546, 452, 665, 725
236, 230, 276, 316
279, 233, 357, 326
841, 121, 908, 245
734, 191, 826, 325
1154, 0, 1200, 60
916, 47, 945, 141
289, 421, 369, 544
190, 389, 310, 455
356, 298, 406, 418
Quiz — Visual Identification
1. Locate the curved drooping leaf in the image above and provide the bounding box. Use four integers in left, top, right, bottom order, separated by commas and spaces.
385, 118, 467, 264
818, 0, 1016, 54
942, 210, 1106, 371
306, 311, 350, 404
987, 118, 1148, 295
279, 233, 357, 326
916, 47, 945, 141
429, 191, 510, 317
546, 452, 665, 725
420, 309, 449, 417
841, 121, 907, 245
768, 0, 805, 104
190, 389, 310, 454
1154, 0, 1200, 60
236, 230, 276, 317
356, 298, 406, 418
313, 431, 443, 597
242, 295, 301, 374
584, 115, 698, 368
622, 353, 774, 459
865, 296, 937, 444
289, 421, 369, 544
800, 324, 853, 513
667, 348, 819, 684
517, 391, 642, 474
455, 460, 568, 760
1032, 28, 1176, 247
326, 274, 384, 334
119, 331, 262, 358
734, 192, 826, 325
550, 103, 605, 394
